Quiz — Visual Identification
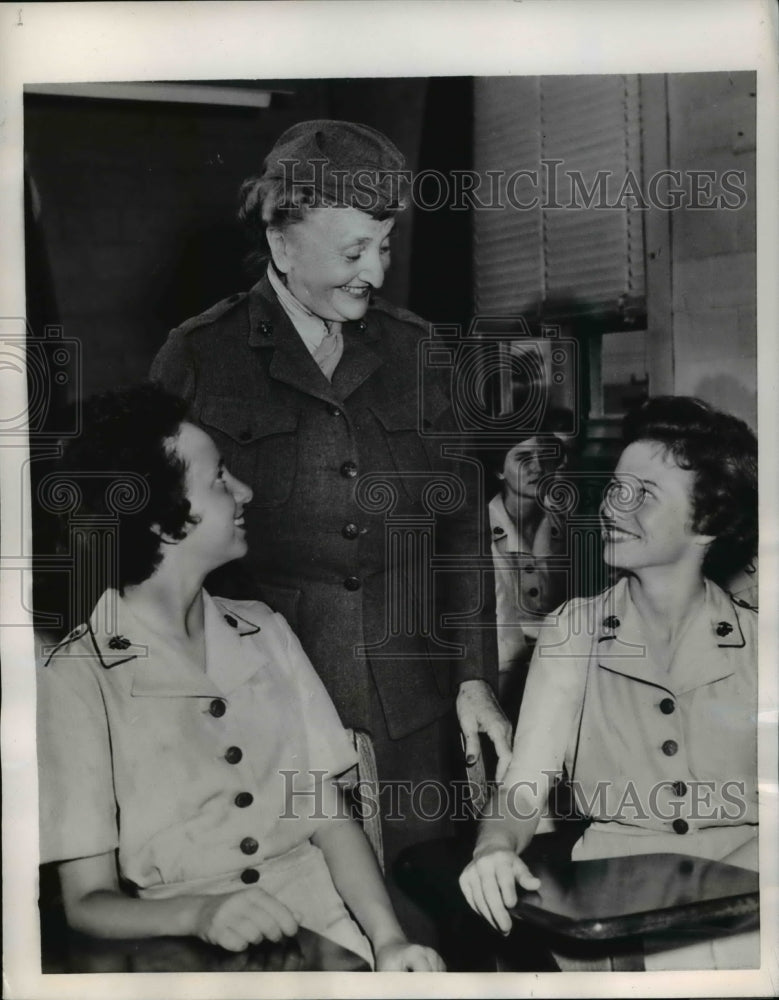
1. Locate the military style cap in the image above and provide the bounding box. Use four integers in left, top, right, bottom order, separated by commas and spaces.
262, 119, 408, 213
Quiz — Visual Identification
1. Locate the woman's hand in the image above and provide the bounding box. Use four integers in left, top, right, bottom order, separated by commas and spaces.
459, 845, 541, 935
194, 887, 300, 952
456, 679, 513, 782
375, 939, 446, 971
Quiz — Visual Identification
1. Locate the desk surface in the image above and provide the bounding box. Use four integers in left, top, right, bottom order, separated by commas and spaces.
511, 852, 759, 941
42, 925, 371, 973
396, 838, 758, 944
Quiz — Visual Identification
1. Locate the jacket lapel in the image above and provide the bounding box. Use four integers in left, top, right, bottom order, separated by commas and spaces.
247, 275, 384, 403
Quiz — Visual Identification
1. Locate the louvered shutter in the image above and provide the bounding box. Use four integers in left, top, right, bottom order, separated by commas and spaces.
474, 75, 645, 326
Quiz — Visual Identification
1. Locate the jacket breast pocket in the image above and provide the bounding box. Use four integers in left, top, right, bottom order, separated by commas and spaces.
200, 395, 299, 508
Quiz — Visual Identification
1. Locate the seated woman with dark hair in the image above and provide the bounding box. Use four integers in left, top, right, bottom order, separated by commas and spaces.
460, 397, 758, 969
37, 383, 444, 971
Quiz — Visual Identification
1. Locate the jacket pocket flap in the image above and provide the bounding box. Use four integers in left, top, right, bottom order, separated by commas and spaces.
201, 395, 299, 443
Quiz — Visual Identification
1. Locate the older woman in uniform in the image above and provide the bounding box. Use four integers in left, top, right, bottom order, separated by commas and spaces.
37, 383, 444, 970
460, 397, 759, 969
151, 120, 510, 941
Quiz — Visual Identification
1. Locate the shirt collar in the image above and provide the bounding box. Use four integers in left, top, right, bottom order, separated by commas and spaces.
488, 492, 562, 556
266, 263, 339, 353
87, 589, 265, 697
594, 577, 747, 694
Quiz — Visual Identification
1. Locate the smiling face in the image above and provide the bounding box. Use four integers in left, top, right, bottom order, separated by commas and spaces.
169, 423, 253, 574
266, 206, 394, 322
601, 439, 711, 575
500, 436, 560, 501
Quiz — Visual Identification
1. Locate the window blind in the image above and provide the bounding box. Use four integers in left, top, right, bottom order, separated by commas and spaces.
474, 75, 645, 326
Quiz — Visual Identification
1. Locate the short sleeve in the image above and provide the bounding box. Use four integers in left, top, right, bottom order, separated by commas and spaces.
37, 659, 118, 863
273, 613, 358, 779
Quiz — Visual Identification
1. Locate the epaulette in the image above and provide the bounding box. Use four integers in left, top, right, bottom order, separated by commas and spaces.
173, 291, 249, 336
371, 296, 430, 335
43, 623, 88, 666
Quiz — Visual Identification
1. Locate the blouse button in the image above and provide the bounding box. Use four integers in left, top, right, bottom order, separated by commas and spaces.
662, 739, 679, 756
659, 698, 676, 714
209, 699, 226, 718
340, 461, 358, 479
240, 868, 260, 884
672, 780, 688, 797
241, 837, 259, 855
235, 792, 254, 808
225, 746, 243, 765
672, 818, 689, 835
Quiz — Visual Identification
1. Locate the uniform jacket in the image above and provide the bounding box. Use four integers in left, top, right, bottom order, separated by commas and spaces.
151, 275, 496, 738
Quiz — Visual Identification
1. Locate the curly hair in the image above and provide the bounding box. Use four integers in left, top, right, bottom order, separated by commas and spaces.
54, 383, 194, 591
621, 396, 757, 584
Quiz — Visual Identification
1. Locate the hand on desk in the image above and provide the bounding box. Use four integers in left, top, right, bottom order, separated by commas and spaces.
375, 940, 446, 971
457, 679, 513, 782
194, 886, 300, 952
459, 845, 540, 935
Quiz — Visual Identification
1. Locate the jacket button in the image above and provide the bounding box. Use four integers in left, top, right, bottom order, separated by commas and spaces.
239, 429, 252, 442
342, 523, 359, 540
241, 868, 260, 884
225, 746, 243, 765
209, 699, 226, 718
340, 461, 358, 479
241, 837, 259, 855
672, 818, 689, 835
662, 739, 678, 756
344, 576, 361, 591
659, 698, 676, 714
357, 320, 367, 332
716, 621, 733, 637
235, 792, 254, 808
327, 404, 343, 417
672, 780, 688, 797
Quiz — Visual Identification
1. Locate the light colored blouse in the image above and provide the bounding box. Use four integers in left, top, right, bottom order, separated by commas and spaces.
505, 576, 758, 861
37, 589, 372, 962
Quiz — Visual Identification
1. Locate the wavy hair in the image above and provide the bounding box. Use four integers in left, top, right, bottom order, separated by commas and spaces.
55, 383, 194, 591
621, 396, 757, 584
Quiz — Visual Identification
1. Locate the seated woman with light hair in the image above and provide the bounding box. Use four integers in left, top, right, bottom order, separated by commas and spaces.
37, 382, 444, 971
460, 396, 758, 969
